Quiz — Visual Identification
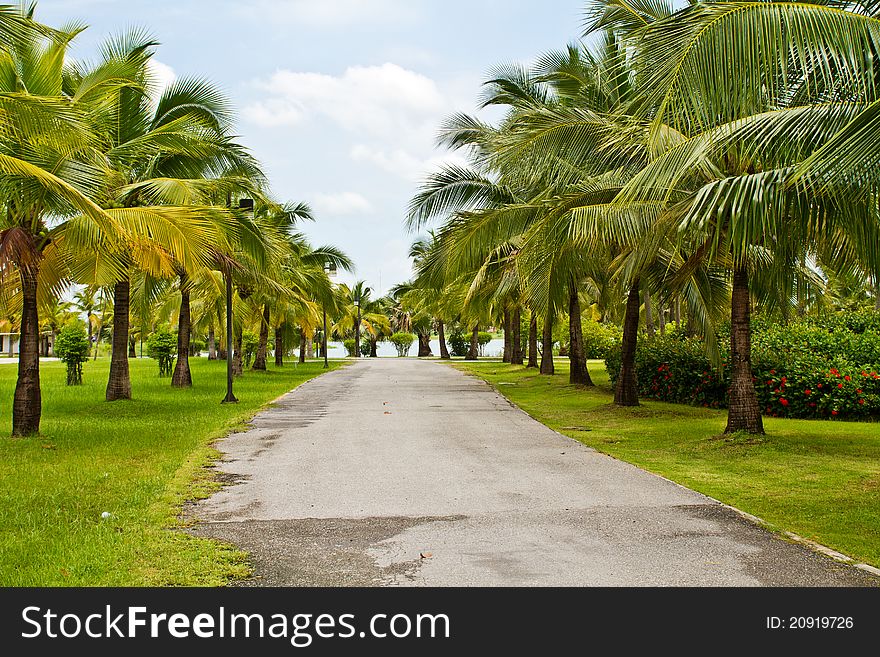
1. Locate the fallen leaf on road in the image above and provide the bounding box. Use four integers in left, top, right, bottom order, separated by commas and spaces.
420, 552, 433, 559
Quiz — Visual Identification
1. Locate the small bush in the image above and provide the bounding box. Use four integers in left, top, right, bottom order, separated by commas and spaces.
146, 328, 177, 377
242, 330, 259, 368
448, 329, 468, 357
54, 323, 91, 385
389, 332, 415, 357
477, 331, 492, 356
582, 321, 622, 359
189, 338, 205, 357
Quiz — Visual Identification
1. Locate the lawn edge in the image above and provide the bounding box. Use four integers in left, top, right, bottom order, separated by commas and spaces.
449, 360, 880, 581
153, 361, 350, 587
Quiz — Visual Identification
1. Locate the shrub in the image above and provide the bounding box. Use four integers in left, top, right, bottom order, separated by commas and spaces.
189, 338, 205, 357
605, 311, 880, 420
360, 339, 371, 357
54, 323, 91, 385
146, 328, 177, 377
477, 331, 493, 356
448, 329, 468, 357
389, 332, 415, 357
582, 321, 622, 359
242, 330, 259, 368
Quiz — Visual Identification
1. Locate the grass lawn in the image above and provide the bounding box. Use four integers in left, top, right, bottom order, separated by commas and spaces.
454, 359, 880, 568
0, 357, 344, 586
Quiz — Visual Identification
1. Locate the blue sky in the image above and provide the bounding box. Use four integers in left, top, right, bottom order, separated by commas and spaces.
39, 0, 587, 294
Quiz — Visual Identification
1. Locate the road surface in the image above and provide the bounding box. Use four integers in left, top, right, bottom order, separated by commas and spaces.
192, 358, 876, 586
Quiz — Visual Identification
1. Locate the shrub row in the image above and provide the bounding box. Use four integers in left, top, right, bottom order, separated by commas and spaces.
605, 311, 880, 420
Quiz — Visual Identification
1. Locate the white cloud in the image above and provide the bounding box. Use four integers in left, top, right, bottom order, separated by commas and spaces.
351, 145, 469, 182
311, 192, 373, 216
244, 63, 446, 137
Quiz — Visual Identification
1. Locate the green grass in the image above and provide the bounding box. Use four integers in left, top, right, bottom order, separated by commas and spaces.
0, 357, 344, 586
454, 359, 880, 567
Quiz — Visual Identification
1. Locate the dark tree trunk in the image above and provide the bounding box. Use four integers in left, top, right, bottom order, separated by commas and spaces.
725, 266, 765, 434
465, 324, 479, 360
438, 320, 450, 359
527, 312, 538, 368
216, 308, 226, 359
299, 326, 307, 363
568, 282, 593, 385
511, 307, 523, 365
253, 304, 270, 371
370, 336, 378, 358
128, 335, 136, 358
208, 327, 217, 360
502, 309, 512, 363
13, 265, 41, 436
106, 278, 132, 401
274, 326, 284, 366
171, 274, 193, 388
644, 291, 655, 338
232, 327, 243, 376
418, 332, 432, 357
659, 301, 666, 336
540, 313, 555, 375
615, 282, 641, 406
674, 298, 681, 329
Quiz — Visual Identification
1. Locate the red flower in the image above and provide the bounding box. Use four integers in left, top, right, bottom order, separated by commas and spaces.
830, 368, 839, 376
832, 410, 839, 416
838, 383, 844, 389
804, 389, 811, 396
766, 380, 774, 385
809, 402, 817, 408
770, 369, 776, 375
862, 371, 868, 377
856, 389, 862, 395
779, 398, 789, 406
859, 399, 866, 405
818, 383, 823, 389
781, 376, 787, 384
844, 375, 851, 381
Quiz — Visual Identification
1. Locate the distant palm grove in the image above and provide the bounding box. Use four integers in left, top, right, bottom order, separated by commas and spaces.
4, 0, 880, 439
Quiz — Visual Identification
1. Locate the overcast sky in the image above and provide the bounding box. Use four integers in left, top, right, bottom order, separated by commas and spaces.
39, 0, 586, 295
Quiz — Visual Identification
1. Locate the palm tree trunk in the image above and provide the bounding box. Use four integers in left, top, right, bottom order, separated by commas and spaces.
674, 298, 681, 329
208, 327, 217, 360
502, 309, 512, 363
568, 282, 593, 385
418, 332, 432, 357
370, 336, 378, 357
659, 301, 666, 336
725, 266, 764, 434
299, 326, 307, 363
232, 326, 243, 376
466, 324, 479, 360
106, 278, 132, 401
540, 313, 555, 375
171, 274, 193, 388
527, 312, 538, 368
274, 326, 284, 366
644, 291, 655, 338
253, 304, 270, 371
12, 265, 41, 436
614, 282, 641, 406
438, 320, 450, 359
128, 335, 136, 358
510, 307, 523, 365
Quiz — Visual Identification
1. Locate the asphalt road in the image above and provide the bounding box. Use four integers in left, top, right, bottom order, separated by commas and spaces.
192, 358, 876, 586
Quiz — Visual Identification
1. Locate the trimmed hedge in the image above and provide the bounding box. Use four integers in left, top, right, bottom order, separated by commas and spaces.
606, 311, 880, 420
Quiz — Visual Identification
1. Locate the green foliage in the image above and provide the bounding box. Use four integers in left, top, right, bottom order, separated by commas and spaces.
360, 339, 371, 357
241, 330, 259, 368
343, 339, 357, 357
189, 339, 205, 357
146, 328, 177, 377
606, 312, 880, 420
582, 321, 622, 359
477, 331, 493, 357
389, 332, 416, 357
54, 323, 91, 385
448, 329, 468, 357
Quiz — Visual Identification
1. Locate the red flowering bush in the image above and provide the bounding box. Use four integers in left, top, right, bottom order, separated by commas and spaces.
606, 311, 880, 420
